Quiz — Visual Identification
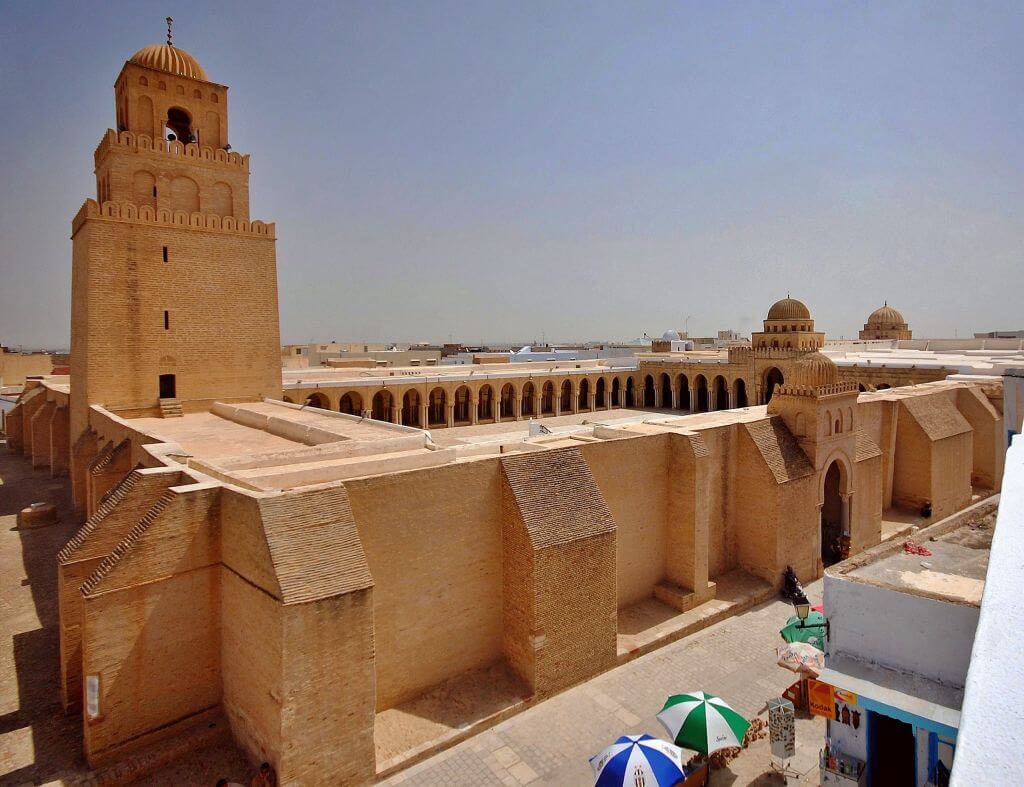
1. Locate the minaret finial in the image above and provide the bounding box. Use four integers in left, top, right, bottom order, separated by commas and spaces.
166, 16, 174, 47
787, 290, 790, 298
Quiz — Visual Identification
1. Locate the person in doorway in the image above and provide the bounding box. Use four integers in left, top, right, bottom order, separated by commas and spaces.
251, 762, 277, 787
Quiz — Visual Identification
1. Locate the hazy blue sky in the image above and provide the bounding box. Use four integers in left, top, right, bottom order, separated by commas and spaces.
2, 1, 1022, 348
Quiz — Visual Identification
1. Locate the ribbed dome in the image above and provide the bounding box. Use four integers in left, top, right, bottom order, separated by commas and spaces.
129, 44, 208, 80
790, 352, 839, 387
767, 297, 811, 321
867, 303, 905, 325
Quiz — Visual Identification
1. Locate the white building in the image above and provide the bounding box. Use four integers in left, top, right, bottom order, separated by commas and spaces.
817, 504, 995, 785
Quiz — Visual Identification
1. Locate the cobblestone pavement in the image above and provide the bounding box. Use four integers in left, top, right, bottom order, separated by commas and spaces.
384, 583, 826, 786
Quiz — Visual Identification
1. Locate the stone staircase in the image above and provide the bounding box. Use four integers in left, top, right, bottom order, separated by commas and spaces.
158, 398, 183, 418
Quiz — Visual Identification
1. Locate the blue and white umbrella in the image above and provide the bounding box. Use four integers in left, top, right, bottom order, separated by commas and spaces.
589, 734, 688, 787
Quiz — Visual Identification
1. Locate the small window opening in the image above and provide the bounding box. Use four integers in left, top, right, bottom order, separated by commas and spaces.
153, 186, 157, 197
162, 246, 168, 263
163, 310, 169, 330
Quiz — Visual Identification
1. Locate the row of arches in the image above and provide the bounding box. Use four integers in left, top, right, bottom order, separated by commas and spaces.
137, 75, 221, 103
288, 375, 646, 427
127, 170, 234, 216
640, 372, 750, 412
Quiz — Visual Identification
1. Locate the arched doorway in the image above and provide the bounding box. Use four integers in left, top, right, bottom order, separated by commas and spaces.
541, 382, 555, 414
643, 375, 656, 407
371, 390, 392, 421
625, 377, 636, 407
478, 385, 494, 421
713, 375, 728, 410
402, 389, 421, 426
858, 383, 867, 393
305, 391, 329, 409
763, 367, 784, 403
454, 385, 471, 423
694, 375, 708, 412
339, 391, 362, 415
611, 377, 621, 407
521, 382, 536, 416
560, 380, 573, 412
578, 378, 590, 411
595, 378, 606, 408
427, 387, 446, 427
733, 378, 748, 408
821, 460, 846, 568
660, 373, 672, 409
500, 384, 516, 419
676, 375, 690, 410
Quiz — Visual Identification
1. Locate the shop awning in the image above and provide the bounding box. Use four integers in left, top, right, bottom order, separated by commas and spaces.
818, 655, 961, 739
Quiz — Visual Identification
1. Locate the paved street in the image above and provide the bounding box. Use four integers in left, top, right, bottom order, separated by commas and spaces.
384, 583, 826, 786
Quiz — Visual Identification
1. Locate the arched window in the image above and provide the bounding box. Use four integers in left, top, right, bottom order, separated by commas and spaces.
165, 106, 193, 142
158, 81, 167, 91
139, 76, 149, 86
193, 88, 202, 98
825, 410, 833, 436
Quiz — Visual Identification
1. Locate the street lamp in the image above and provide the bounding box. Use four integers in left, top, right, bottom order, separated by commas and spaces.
794, 600, 811, 624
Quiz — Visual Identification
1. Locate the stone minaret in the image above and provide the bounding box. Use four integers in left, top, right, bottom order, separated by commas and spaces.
70, 37, 281, 451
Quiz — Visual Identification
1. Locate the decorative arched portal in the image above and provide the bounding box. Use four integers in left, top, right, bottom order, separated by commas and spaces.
560, 380, 573, 412
478, 385, 494, 421
371, 390, 392, 421
500, 384, 516, 419
625, 377, 636, 407
339, 391, 362, 415
763, 367, 784, 404
305, 391, 329, 409
660, 373, 672, 409
427, 387, 446, 427
676, 374, 690, 410
713, 375, 728, 410
402, 389, 421, 427
821, 460, 849, 568
733, 378, 748, 408
521, 382, 536, 416
694, 375, 709, 412
611, 377, 621, 407
578, 378, 590, 411
541, 382, 555, 414
595, 377, 606, 408
454, 385, 471, 423
643, 375, 656, 407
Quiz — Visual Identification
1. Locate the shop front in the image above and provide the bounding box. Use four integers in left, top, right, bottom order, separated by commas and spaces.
810, 660, 959, 786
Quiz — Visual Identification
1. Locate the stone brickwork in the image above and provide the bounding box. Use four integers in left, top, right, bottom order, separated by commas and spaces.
501, 448, 618, 695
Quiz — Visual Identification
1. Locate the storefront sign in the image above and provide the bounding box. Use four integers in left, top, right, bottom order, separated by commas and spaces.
768, 697, 796, 759
807, 679, 835, 719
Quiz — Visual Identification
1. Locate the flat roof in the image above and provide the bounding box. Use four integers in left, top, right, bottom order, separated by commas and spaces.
843, 515, 995, 606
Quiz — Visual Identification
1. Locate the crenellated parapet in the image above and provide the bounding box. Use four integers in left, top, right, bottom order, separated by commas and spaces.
71, 199, 275, 238
776, 381, 859, 398
94, 129, 250, 170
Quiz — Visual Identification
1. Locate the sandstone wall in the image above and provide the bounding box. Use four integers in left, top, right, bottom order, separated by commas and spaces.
345, 460, 505, 709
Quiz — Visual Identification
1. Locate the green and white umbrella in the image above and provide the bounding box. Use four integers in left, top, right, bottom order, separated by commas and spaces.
657, 691, 751, 756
